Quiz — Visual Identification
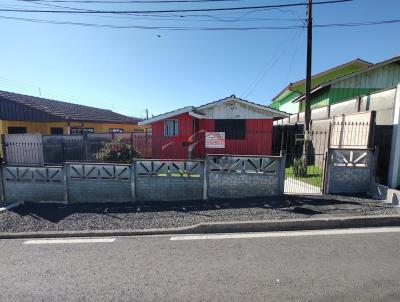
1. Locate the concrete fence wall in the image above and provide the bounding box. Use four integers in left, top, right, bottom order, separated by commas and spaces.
207, 155, 285, 198
0, 155, 285, 204
325, 148, 374, 194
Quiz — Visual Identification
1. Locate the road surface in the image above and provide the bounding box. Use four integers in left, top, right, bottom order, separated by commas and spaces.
1, 227, 400, 301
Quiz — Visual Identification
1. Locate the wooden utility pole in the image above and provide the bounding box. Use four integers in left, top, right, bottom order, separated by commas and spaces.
303, 0, 313, 164
305, 0, 312, 134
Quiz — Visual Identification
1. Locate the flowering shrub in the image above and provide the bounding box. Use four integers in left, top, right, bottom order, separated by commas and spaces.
95, 139, 140, 162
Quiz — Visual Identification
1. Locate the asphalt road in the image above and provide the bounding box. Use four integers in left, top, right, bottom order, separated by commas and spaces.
1, 228, 400, 302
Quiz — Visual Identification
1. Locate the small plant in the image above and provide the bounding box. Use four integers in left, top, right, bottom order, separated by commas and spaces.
95, 139, 140, 162
293, 157, 307, 177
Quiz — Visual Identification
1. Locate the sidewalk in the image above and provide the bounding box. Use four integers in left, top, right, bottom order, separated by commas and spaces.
1, 195, 399, 234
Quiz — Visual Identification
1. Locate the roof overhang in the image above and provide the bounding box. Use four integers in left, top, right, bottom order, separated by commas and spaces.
291, 56, 400, 104
271, 58, 372, 102
138, 106, 194, 125
197, 96, 289, 118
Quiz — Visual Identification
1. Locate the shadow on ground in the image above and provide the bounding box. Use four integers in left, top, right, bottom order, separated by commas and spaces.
9, 194, 371, 224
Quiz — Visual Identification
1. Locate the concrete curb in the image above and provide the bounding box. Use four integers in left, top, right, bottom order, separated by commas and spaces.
2, 215, 400, 239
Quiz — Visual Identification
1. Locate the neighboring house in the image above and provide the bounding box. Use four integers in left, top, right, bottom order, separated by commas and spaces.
0, 90, 146, 135
292, 56, 400, 111
138, 95, 288, 159
270, 59, 371, 114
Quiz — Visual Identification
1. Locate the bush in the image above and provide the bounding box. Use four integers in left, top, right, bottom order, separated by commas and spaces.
293, 157, 307, 177
95, 139, 140, 162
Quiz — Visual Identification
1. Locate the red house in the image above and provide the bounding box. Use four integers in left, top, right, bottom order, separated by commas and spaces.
139, 96, 289, 159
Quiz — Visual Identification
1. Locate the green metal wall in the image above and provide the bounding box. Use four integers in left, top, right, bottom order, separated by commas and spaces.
300, 62, 400, 111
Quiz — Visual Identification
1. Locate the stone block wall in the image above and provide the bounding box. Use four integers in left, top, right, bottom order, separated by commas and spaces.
67, 164, 132, 203
0, 155, 285, 204
209, 172, 279, 198
207, 155, 284, 198
135, 160, 204, 201
326, 149, 373, 194
136, 177, 203, 201
1, 166, 65, 203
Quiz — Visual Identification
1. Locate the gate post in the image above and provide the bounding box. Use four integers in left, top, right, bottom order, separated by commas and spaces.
278, 151, 286, 195
322, 150, 330, 194
131, 160, 136, 202
63, 163, 70, 205
203, 156, 209, 200
0, 165, 5, 205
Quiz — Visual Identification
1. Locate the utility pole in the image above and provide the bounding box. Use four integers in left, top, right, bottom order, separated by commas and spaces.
303, 0, 313, 163
145, 109, 149, 119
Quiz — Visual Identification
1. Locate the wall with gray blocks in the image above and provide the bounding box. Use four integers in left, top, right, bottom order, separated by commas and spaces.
135, 160, 204, 201
207, 155, 285, 198
326, 149, 374, 194
208, 173, 280, 198
67, 164, 132, 203
0, 155, 285, 204
1, 166, 66, 203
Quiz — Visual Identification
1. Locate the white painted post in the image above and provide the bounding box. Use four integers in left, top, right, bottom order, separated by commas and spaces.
279, 151, 286, 195
388, 84, 400, 188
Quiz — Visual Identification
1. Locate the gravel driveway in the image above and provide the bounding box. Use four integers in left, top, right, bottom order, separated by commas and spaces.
1, 195, 399, 233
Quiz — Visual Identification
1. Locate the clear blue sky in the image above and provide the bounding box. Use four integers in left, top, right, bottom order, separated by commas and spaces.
0, 0, 399, 118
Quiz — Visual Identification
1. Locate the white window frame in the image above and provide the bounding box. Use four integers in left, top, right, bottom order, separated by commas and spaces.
164, 119, 179, 137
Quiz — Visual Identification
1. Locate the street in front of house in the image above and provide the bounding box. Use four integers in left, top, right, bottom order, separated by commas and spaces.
1, 227, 400, 302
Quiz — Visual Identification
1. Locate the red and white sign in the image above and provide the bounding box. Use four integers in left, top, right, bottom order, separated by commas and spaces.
205, 132, 225, 148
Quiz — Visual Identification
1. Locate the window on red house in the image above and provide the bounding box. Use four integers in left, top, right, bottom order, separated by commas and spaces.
215, 119, 246, 140
164, 119, 179, 136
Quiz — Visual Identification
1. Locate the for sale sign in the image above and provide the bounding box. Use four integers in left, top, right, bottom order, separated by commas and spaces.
205, 132, 225, 148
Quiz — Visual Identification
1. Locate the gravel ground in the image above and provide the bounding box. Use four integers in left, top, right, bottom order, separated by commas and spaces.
1, 195, 399, 233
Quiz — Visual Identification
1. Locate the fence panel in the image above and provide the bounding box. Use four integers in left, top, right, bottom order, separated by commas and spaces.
3, 134, 44, 165
135, 159, 204, 201
326, 148, 373, 194
207, 155, 284, 198
67, 163, 132, 203
2, 165, 65, 203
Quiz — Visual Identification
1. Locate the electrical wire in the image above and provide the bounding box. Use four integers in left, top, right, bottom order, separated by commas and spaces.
0, 0, 353, 14
19, 0, 250, 3
243, 28, 301, 97
0, 14, 399, 30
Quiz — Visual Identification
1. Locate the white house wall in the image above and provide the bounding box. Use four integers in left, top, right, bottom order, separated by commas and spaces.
197, 100, 275, 119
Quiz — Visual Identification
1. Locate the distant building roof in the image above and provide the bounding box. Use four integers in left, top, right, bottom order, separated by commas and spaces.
0, 90, 141, 124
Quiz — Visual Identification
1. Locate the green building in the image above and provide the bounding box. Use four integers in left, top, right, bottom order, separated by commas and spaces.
293, 56, 400, 111
270, 59, 371, 113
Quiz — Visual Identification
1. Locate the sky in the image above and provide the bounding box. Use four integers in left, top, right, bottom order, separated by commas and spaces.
0, 0, 399, 119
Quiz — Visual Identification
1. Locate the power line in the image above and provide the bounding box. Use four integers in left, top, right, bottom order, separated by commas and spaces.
13, 1, 305, 22
243, 28, 301, 97
1, 14, 399, 30
0, 0, 353, 14
19, 0, 248, 3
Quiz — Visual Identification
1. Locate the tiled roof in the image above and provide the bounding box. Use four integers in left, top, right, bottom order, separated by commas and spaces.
0, 90, 141, 124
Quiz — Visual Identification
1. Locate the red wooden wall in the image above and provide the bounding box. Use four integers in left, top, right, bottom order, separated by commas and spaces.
150, 113, 273, 159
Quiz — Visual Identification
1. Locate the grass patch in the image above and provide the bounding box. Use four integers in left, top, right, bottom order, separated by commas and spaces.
285, 165, 323, 187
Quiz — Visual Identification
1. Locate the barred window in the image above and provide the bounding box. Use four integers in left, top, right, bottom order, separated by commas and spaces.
164, 119, 179, 137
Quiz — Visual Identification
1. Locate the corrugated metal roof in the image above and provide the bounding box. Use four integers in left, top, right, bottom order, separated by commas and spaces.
0, 90, 141, 124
